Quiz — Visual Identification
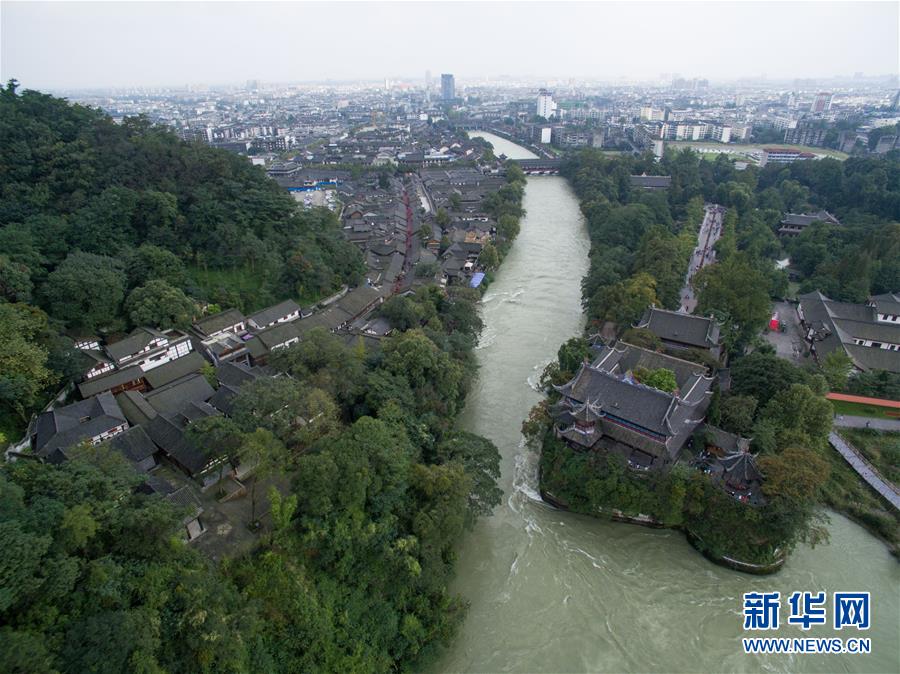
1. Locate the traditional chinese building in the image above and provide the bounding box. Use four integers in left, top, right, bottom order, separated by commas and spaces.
696, 425, 765, 506
635, 306, 724, 362
551, 342, 714, 472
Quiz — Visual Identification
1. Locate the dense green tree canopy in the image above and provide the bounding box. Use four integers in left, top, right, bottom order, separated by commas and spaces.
0, 303, 58, 420
125, 279, 195, 329
41, 252, 126, 334
693, 254, 772, 351
0, 458, 264, 674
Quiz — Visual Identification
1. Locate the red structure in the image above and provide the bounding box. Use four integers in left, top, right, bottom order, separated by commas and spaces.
826, 392, 900, 409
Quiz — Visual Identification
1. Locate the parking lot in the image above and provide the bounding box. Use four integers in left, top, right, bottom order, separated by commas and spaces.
762, 300, 808, 364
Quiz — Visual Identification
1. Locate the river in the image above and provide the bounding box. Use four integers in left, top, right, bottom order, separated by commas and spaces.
432, 132, 899, 673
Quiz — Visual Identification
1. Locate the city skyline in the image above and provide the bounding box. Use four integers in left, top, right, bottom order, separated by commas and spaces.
2, 1, 898, 90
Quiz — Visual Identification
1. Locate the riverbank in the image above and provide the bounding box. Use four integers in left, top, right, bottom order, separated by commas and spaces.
540, 485, 786, 574
536, 432, 787, 572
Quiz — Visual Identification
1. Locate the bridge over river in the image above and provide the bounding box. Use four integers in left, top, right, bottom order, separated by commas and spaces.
511, 157, 562, 174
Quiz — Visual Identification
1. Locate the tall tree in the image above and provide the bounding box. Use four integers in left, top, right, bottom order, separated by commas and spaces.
125, 279, 194, 329
0, 303, 56, 420
693, 254, 771, 351
41, 252, 126, 333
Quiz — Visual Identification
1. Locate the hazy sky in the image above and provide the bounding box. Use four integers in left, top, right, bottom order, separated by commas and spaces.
2, 1, 898, 89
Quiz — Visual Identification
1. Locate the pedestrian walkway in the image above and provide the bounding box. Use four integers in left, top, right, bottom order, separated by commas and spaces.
679, 204, 724, 314
832, 415, 900, 431
828, 431, 900, 511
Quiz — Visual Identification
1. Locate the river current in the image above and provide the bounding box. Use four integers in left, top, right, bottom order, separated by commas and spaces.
431, 132, 899, 674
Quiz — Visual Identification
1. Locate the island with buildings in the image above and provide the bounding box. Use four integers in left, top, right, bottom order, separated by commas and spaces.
524, 137, 899, 570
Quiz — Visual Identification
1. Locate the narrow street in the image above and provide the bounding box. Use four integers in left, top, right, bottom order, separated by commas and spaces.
394, 185, 416, 294
679, 203, 724, 314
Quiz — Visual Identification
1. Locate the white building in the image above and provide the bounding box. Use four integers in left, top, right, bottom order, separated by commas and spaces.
759, 147, 816, 167
708, 125, 732, 143
810, 92, 833, 113
772, 116, 798, 132
537, 89, 557, 119
640, 106, 665, 121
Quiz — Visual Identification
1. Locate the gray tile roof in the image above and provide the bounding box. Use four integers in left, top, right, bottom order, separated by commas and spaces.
254, 321, 303, 351
33, 392, 127, 458
335, 286, 382, 321
193, 308, 246, 337
800, 291, 900, 373
844, 344, 900, 373
872, 293, 900, 316
209, 384, 240, 415
555, 363, 710, 438
592, 341, 709, 390
115, 390, 158, 427
215, 361, 263, 388
143, 351, 208, 389
145, 402, 219, 476
146, 415, 206, 475
637, 307, 721, 349
629, 174, 671, 189
144, 374, 216, 416
105, 327, 165, 363
248, 299, 300, 328
77, 365, 145, 399
296, 310, 344, 334
108, 425, 157, 464
719, 452, 763, 488
780, 210, 840, 227
704, 424, 751, 454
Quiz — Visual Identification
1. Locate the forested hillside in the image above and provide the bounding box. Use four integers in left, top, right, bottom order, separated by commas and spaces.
0, 82, 363, 435
1, 287, 504, 672
0, 82, 505, 670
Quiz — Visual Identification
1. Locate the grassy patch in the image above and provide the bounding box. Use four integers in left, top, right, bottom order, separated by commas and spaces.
0, 410, 26, 451
838, 429, 900, 485
830, 399, 897, 420
188, 264, 332, 313
819, 441, 900, 555
669, 141, 849, 161
188, 265, 266, 306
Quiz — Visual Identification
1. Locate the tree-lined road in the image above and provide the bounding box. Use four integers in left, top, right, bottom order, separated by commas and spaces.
680, 204, 724, 313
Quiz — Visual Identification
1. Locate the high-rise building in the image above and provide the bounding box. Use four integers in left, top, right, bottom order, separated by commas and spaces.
784, 122, 826, 147
441, 74, 455, 101
810, 92, 833, 113
537, 89, 557, 119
